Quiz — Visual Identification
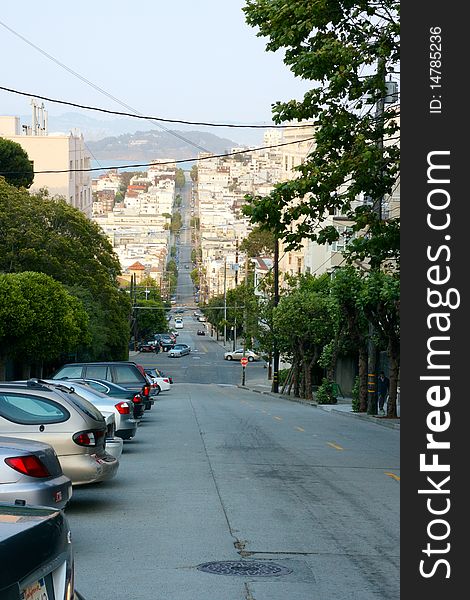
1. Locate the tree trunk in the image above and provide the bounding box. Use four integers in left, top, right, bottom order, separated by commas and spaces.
387, 340, 400, 418
293, 359, 300, 397
358, 346, 368, 412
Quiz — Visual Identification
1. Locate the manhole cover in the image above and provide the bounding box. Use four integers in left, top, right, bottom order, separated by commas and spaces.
197, 561, 292, 577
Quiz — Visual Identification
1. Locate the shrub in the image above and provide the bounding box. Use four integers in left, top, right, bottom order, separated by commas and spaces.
351, 376, 360, 412
315, 378, 338, 405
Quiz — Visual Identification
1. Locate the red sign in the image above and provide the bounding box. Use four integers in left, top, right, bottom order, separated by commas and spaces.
240, 357, 248, 366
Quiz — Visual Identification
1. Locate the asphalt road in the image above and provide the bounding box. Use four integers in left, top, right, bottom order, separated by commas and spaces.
67, 328, 400, 600
66, 176, 399, 599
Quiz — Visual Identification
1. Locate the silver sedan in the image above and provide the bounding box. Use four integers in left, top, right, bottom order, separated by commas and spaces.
0, 436, 72, 509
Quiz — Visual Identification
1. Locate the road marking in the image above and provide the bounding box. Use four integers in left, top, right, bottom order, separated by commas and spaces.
385, 472, 400, 482
327, 442, 344, 451
295, 426, 305, 432
274, 416, 282, 421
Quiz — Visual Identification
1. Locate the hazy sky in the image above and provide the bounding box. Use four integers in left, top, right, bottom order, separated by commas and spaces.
0, 0, 310, 126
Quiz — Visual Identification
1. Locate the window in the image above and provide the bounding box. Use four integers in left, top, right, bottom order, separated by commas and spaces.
85, 366, 110, 380
0, 394, 69, 424
113, 365, 144, 384
54, 365, 83, 379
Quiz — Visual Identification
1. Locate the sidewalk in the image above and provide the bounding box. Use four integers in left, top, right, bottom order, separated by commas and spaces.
238, 371, 400, 431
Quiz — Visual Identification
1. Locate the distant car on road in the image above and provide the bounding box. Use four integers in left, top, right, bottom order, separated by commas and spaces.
224, 349, 260, 362
0, 435, 72, 509
197, 329, 206, 336
168, 343, 191, 358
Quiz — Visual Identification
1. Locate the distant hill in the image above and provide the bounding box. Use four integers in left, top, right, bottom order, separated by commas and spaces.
86, 129, 241, 161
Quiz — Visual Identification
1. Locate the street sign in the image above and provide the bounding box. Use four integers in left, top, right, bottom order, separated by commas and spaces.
240, 357, 248, 367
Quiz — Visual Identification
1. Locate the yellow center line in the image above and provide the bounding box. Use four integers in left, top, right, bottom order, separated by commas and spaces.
274, 416, 282, 421
327, 442, 344, 451
385, 472, 400, 482
295, 426, 305, 432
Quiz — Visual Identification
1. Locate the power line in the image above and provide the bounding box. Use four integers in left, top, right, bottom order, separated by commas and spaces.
0, 85, 312, 130
0, 19, 211, 154
0, 136, 316, 176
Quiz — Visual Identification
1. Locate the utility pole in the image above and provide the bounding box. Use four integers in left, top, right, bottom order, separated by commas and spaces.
367, 57, 386, 415
242, 254, 249, 386
272, 236, 280, 393
223, 257, 227, 345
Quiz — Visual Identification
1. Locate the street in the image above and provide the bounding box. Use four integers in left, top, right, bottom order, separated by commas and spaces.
67, 324, 400, 599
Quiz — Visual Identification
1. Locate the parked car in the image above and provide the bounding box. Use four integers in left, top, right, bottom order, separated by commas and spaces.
0, 501, 86, 599
154, 334, 176, 352
197, 329, 206, 335
51, 377, 145, 421
168, 343, 191, 358
51, 361, 152, 406
40, 380, 138, 441
0, 436, 72, 509
138, 343, 155, 353
224, 349, 260, 362
101, 412, 123, 460
0, 379, 119, 486
144, 369, 171, 391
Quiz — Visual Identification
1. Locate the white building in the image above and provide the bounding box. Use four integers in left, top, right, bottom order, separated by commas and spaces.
0, 102, 92, 217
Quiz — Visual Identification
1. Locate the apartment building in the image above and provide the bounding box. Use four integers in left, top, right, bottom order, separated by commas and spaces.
0, 103, 92, 218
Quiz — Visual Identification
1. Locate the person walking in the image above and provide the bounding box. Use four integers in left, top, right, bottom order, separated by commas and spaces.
377, 371, 389, 416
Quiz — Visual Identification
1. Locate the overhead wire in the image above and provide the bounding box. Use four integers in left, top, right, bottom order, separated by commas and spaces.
0, 85, 312, 130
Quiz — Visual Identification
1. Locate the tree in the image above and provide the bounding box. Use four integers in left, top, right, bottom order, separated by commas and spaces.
328, 266, 369, 411
0, 138, 34, 188
0, 272, 90, 378
175, 168, 186, 189
242, 1, 400, 268
361, 270, 400, 417
274, 274, 333, 400
239, 226, 276, 257
0, 178, 130, 362
190, 165, 198, 182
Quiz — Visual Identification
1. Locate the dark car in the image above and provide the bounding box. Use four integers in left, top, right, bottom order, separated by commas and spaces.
0, 502, 86, 599
138, 343, 155, 353
154, 334, 176, 352
51, 362, 152, 409
197, 329, 206, 335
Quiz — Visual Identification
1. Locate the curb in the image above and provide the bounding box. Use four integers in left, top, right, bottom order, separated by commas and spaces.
237, 385, 400, 430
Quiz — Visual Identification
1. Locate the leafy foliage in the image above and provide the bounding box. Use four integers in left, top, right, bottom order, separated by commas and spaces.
242, 0, 400, 268
0, 139, 34, 189
239, 226, 276, 257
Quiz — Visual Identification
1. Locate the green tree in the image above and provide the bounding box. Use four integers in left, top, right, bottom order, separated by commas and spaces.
0, 178, 130, 361
274, 274, 333, 400
328, 266, 369, 411
242, 1, 400, 268
0, 138, 34, 189
190, 165, 198, 182
0, 272, 90, 378
175, 168, 186, 189
239, 226, 276, 257
361, 270, 400, 417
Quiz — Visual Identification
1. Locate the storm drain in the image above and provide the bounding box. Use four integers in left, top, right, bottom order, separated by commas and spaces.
197, 560, 292, 577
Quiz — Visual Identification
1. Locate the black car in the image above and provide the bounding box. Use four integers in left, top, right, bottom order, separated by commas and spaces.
197, 329, 206, 335
51, 361, 152, 410
0, 502, 86, 599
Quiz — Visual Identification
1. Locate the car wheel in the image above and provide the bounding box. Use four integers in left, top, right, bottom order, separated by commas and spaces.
226, 355, 233, 361
248, 356, 254, 362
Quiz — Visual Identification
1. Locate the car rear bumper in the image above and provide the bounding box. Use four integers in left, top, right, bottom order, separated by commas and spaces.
0, 474, 72, 510
60, 452, 119, 486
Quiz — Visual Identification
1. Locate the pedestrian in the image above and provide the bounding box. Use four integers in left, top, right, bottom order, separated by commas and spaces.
377, 371, 389, 416
154, 342, 160, 354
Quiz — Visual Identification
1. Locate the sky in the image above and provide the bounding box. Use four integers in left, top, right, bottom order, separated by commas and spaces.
0, 0, 311, 130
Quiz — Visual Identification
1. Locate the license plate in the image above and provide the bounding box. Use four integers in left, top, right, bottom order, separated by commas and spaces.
21, 577, 49, 600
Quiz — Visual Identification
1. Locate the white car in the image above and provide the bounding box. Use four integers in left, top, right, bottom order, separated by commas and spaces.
224, 349, 260, 362
145, 369, 171, 392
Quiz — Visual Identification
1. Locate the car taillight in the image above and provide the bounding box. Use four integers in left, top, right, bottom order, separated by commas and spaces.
132, 394, 142, 404
163, 378, 169, 383
5, 455, 51, 478
73, 429, 105, 447
115, 401, 130, 415
142, 385, 151, 397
